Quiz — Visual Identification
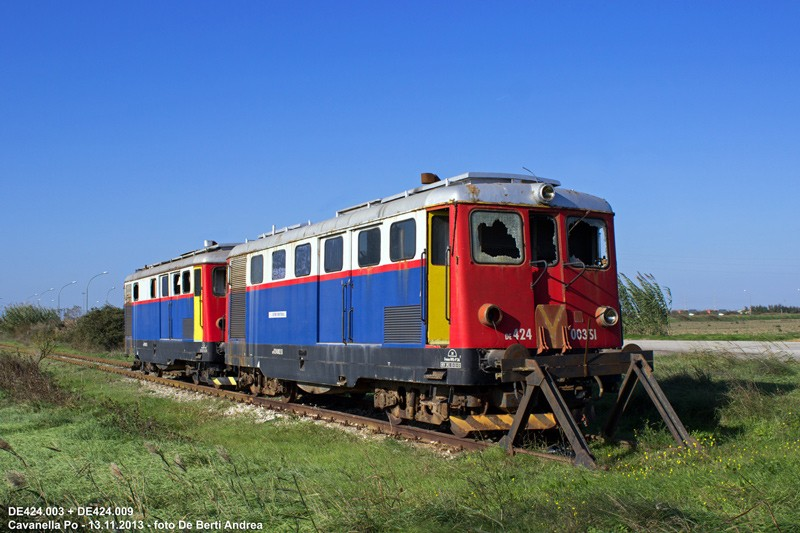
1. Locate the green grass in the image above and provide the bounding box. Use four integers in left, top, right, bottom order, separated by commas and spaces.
2, 348, 800, 531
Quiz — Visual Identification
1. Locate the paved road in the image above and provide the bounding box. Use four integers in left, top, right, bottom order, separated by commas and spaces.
631, 339, 800, 359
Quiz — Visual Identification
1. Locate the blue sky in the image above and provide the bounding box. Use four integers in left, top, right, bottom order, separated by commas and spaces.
1, 1, 798, 312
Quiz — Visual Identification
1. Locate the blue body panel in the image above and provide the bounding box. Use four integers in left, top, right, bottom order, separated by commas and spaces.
133, 296, 194, 342
245, 266, 423, 348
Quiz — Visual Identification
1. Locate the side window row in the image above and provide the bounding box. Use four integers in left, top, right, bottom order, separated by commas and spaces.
250, 218, 417, 281
131, 269, 194, 302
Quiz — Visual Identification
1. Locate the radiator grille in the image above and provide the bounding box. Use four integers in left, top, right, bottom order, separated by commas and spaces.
229, 257, 247, 339
384, 305, 421, 344
124, 305, 132, 336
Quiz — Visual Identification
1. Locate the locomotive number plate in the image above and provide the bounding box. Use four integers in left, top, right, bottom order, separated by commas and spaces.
569, 328, 597, 341
505, 328, 533, 341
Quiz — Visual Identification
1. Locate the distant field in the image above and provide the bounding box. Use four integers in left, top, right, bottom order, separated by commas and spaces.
667, 313, 800, 341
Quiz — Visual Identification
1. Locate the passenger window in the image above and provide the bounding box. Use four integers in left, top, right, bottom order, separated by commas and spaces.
172, 273, 181, 295
529, 213, 558, 265
250, 254, 264, 285
272, 250, 286, 280
358, 228, 381, 267
390, 219, 416, 262
470, 211, 524, 264
161, 275, 169, 298
132, 283, 139, 302
324, 236, 343, 273
150, 278, 157, 299
567, 216, 609, 268
212, 267, 227, 297
295, 243, 311, 277
182, 270, 191, 294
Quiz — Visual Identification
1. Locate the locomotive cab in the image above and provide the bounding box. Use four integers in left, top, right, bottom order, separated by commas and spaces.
124, 242, 236, 381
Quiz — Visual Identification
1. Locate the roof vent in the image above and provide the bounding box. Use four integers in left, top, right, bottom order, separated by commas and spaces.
204, 240, 217, 247
421, 172, 440, 184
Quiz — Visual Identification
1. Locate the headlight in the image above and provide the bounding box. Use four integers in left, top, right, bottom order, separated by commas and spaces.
478, 303, 503, 327
595, 306, 619, 327
532, 183, 556, 204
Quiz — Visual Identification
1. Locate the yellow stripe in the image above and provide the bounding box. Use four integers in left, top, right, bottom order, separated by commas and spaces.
193, 267, 203, 342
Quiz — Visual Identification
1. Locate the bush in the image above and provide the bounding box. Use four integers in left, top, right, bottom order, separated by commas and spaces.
618, 272, 672, 336
0, 304, 60, 339
64, 305, 124, 351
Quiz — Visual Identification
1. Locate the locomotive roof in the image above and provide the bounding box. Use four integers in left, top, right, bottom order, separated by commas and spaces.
231, 171, 613, 257
124, 243, 238, 282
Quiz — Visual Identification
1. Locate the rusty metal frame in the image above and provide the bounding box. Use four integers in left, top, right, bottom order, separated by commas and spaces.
500, 359, 596, 468
501, 349, 698, 468
604, 353, 698, 448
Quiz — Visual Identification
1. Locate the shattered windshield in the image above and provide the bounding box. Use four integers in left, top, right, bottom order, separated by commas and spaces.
567, 216, 609, 268
470, 211, 524, 265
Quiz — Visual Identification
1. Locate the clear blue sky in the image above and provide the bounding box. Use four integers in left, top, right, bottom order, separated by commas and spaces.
1, 1, 798, 312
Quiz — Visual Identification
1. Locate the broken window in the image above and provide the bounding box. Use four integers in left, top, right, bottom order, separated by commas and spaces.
470, 211, 524, 265
172, 272, 181, 295
567, 216, 609, 268
529, 213, 558, 265
182, 270, 191, 294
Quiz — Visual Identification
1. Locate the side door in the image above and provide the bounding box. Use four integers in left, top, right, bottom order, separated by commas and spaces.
426, 210, 450, 345
317, 234, 351, 343
159, 274, 170, 339
350, 226, 382, 343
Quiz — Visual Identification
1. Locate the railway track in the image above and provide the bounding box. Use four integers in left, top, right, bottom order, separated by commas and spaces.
0, 345, 572, 463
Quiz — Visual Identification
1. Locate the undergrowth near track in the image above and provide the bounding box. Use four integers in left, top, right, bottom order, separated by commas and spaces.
1, 348, 799, 531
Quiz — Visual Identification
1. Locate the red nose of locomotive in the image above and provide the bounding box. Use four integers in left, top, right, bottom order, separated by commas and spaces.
447, 205, 622, 354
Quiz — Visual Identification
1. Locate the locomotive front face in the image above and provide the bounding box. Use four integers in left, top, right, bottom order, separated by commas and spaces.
431, 203, 621, 354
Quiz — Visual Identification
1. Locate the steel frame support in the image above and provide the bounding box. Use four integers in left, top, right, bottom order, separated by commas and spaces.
501, 359, 596, 468
502, 352, 698, 468
604, 353, 699, 448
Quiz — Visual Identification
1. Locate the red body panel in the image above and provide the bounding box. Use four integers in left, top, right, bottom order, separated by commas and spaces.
201, 263, 228, 343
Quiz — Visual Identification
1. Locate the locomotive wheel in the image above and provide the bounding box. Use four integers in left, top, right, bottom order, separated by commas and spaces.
192, 372, 200, 385
272, 381, 296, 403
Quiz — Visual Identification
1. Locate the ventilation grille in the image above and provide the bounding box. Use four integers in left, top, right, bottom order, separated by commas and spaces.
384, 305, 421, 344
229, 257, 247, 339
183, 318, 194, 340
124, 305, 132, 336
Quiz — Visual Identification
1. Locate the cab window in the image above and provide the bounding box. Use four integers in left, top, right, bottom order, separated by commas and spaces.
529, 213, 558, 265
470, 211, 524, 265
567, 216, 609, 268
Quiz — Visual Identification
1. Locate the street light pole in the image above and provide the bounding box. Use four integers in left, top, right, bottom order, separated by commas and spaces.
85, 271, 109, 314
105, 286, 116, 305
37, 288, 55, 307
58, 281, 77, 319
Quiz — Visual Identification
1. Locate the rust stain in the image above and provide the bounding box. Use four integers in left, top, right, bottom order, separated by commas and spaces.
466, 183, 480, 202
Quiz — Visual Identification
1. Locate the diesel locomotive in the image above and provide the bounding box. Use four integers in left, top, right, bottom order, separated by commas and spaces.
125, 172, 692, 464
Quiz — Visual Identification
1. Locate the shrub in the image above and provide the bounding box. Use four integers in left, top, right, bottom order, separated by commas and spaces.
0, 304, 60, 339
64, 305, 124, 351
618, 272, 672, 336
